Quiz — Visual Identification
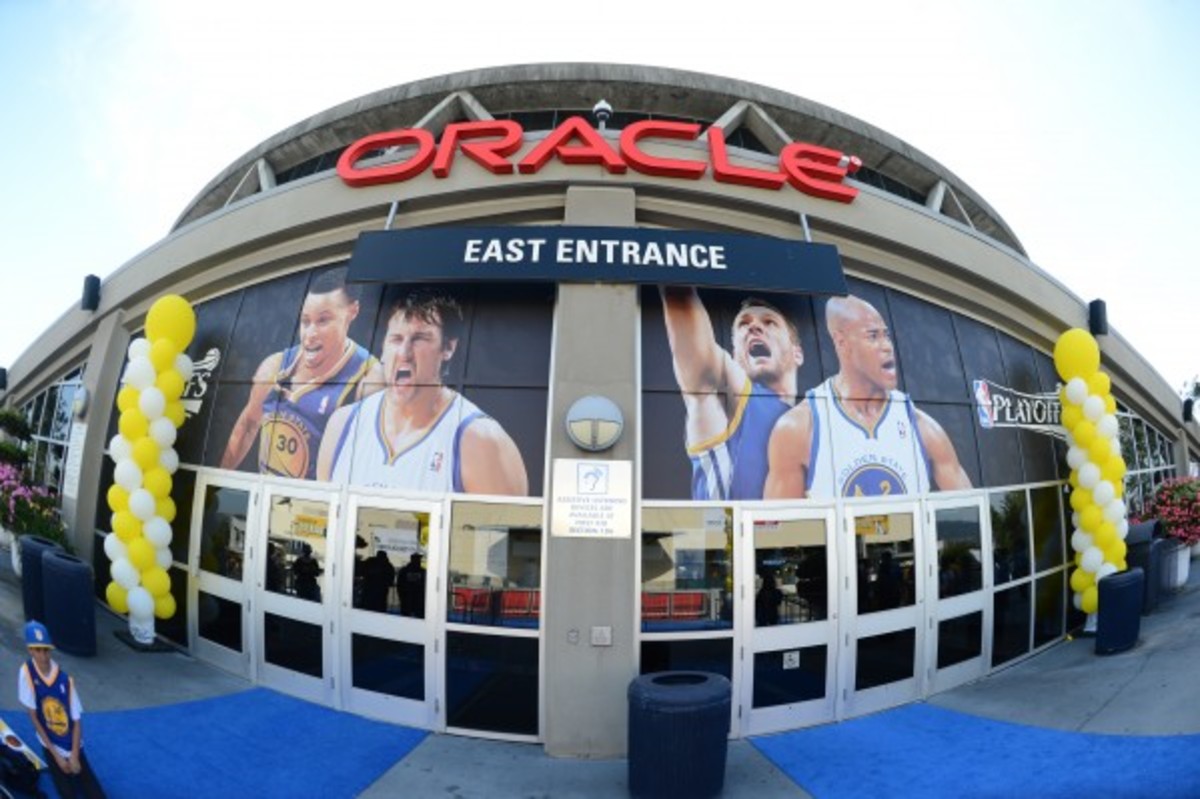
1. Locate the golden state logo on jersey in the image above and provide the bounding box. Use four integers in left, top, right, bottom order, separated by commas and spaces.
258, 411, 312, 479
40, 696, 69, 737
838, 455, 908, 497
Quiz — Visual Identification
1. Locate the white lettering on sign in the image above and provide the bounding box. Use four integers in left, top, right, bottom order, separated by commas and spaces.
551, 459, 632, 538
462, 237, 727, 271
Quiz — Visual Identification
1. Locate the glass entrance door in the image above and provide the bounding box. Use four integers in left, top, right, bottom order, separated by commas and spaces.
924, 496, 991, 693
188, 473, 257, 677
254, 482, 340, 704
338, 495, 442, 727
840, 499, 925, 718
739, 506, 838, 735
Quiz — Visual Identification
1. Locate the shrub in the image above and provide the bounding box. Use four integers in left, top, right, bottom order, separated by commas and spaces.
0, 463, 69, 550
0, 441, 27, 468
1145, 477, 1200, 547
0, 408, 32, 442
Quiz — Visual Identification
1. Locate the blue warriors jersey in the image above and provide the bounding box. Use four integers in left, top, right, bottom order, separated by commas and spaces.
23, 660, 75, 754
258, 341, 377, 479
689, 379, 790, 500
806, 378, 931, 497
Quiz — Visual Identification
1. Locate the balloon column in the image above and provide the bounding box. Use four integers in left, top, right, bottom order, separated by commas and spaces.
1054, 328, 1128, 618
103, 295, 196, 644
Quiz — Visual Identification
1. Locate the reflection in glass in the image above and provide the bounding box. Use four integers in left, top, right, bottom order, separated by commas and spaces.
641, 507, 733, 631
266, 495, 329, 603
446, 632, 538, 735
448, 503, 541, 628
352, 634, 424, 700
169, 469, 197, 565
198, 591, 242, 651
199, 486, 249, 580
992, 583, 1031, 667
854, 512, 915, 614
351, 507, 430, 618
641, 638, 733, 680
934, 507, 983, 599
1118, 415, 1137, 470
1034, 572, 1065, 648
1030, 486, 1064, 573
753, 518, 827, 626
753, 646, 826, 708
855, 629, 915, 690
264, 612, 322, 677
990, 491, 1030, 584
937, 612, 982, 669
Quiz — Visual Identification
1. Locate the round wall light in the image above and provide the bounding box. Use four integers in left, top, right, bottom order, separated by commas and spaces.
565, 395, 624, 452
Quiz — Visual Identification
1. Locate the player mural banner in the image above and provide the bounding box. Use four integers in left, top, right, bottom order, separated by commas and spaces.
348, 227, 848, 296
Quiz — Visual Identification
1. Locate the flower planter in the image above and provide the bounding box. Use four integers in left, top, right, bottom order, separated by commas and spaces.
8, 532, 21, 578
1161, 539, 1191, 592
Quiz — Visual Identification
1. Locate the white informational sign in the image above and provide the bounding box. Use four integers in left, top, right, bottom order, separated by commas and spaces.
61, 423, 87, 500
373, 522, 420, 555
551, 458, 632, 538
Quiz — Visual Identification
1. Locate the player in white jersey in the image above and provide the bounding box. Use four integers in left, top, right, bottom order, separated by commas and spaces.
316, 292, 527, 495
764, 294, 971, 498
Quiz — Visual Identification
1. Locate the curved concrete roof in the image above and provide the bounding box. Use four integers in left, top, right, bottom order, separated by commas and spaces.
172, 63, 1024, 254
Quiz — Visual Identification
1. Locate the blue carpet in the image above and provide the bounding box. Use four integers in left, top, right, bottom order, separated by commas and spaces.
2, 688, 427, 799
752, 703, 1200, 799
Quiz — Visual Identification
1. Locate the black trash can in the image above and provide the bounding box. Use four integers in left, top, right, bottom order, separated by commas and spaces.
1096, 567, 1143, 655
41, 550, 97, 656
20, 535, 63, 622
628, 671, 731, 799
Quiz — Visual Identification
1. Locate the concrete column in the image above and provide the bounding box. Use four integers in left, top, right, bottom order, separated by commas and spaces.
63, 310, 128, 562
543, 186, 639, 758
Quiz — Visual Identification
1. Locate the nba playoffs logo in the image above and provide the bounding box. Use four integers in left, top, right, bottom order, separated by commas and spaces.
182, 348, 222, 420
974, 380, 995, 429
972, 378, 1062, 439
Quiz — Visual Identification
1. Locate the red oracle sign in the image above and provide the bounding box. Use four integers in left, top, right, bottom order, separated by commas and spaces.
337, 118, 863, 203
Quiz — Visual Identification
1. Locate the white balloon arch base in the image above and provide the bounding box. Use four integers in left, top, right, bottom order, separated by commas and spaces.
129, 615, 156, 645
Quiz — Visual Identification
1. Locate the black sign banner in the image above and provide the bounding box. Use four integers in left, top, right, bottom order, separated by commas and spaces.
347, 226, 848, 295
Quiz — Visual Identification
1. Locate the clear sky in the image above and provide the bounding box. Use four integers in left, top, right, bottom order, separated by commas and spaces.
1, 0, 1197, 395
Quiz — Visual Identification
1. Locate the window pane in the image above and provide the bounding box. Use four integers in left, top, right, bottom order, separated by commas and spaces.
753, 517, 828, 626
352, 507, 430, 618
266, 495, 329, 603
640, 638, 733, 680
198, 486, 249, 581
199, 591, 243, 652
264, 613, 322, 677
641, 507, 733, 631
448, 503, 542, 629
1034, 571, 1065, 648
934, 506, 983, 598
992, 583, 1031, 666
1030, 486, 1064, 572
855, 629, 915, 690
855, 512, 916, 614
990, 490, 1030, 584
937, 612, 982, 669
446, 631, 538, 735
352, 634, 424, 700
753, 646, 827, 708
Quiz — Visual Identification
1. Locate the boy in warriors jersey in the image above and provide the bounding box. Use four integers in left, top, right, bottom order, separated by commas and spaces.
661, 287, 803, 499
18, 621, 106, 799
220, 268, 378, 479
316, 292, 527, 495
765, 294, 971, 498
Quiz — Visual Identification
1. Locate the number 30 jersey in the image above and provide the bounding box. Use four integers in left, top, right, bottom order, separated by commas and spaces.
805, 378, 931, 498
257, 341, 377, 480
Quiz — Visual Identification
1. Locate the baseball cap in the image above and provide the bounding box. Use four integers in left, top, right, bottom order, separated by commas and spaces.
24, 621, 54, 649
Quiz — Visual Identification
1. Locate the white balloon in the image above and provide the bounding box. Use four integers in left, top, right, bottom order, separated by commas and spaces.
127, 337, 151, 360
1092, 480, 1115, 506
1103, 499, 1127, 524
125, 356, 156, 390
111, 558, 140, 590
1096, 414, 1119, 440
1096, 562, 1119, 581
1081, 546, 1104, 573
1065, 378, 1089, 405
159, 447, 180, 475
1066, 447, 1087, 471
144, 517, 172, 548
1078, 462, 1101, 490
114, 459, 143, 492
138, 386, 166, 420
1071, 512, 1081, 529
127, 586, 154, 620
1117, 519, 1130, 540
129, 489, 157, 521
1072, 593, 1083, 611
150, 417, 177, 447
1071, 530, 1094, 553
155, 546, 174, 569
103, 533, 127, 562
1082, 395, 1105, 422
174, 352, 194, 383
109, 434, 133, 462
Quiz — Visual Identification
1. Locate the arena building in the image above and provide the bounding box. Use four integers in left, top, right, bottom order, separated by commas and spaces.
5, 64, 1197, 757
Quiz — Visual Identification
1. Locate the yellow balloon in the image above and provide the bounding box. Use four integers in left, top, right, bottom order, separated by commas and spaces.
107, 484, 130, 513
113, 511, 142, 542
1069, 567, 1094, 593
1088, 436, 1111, 464
149, 337, 179, 372
156, 496, 177, 524
1061, 405, 1082, 432
156, 369, 185, 401
1116, 558, 1127, 571
165, 400, 186, 427
117, 386, 140, 414
154, 593, 177, 620
1101, 454, 1127, 484
1081, 585, 1099, 614
1080, 505, 1103, 533
146, 295, 196, 351
1073, 419, 1097, 448
127, 537, 156, 571
1086, 372, 1111, 397
144, 467, 173, 499
106, 582, 129, 614
141, 566, 171, 598
1105, 538, 1128, 563
119, 409, 149, 441
1074, 550, 1084, 567
1115, 481, 1124, 498
1054, 328, 1101, 381
1068, 470, 1079, 488
1069, 487, 1094, 513
1094, 522, 1116, 549
1104, 395, 1117, 414
132, 436, 160, 471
